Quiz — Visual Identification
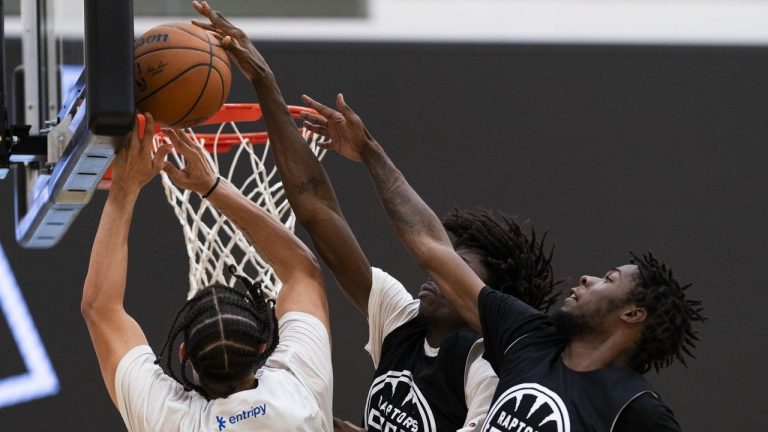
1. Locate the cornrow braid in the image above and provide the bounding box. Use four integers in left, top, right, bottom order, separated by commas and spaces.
442, 208, 559, 312
627, 251, 706, 374
154, 267, 279, 398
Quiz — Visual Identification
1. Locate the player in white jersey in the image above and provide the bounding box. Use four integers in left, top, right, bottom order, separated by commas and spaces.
81, 112, 333, 431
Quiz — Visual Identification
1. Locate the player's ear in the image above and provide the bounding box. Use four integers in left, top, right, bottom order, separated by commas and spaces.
620, 305, 647, 324
179, 342, 188, 364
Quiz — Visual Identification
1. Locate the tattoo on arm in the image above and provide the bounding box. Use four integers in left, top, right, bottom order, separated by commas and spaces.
297, 175, 327, 195
365, 147, 444, 239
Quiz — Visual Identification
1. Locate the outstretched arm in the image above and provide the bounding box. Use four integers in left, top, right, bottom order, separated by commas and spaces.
302, 95, 486, 334
81, 114, 172, 406
162, 129, 329, 330
191, 0, 372, 315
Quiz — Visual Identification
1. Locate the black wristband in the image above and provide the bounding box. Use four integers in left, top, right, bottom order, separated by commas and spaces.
201, 177, 221, 199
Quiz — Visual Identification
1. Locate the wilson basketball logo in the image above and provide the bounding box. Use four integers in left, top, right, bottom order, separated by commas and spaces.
365, 371, 436, 432
133, 33, 170, 49
482, 384, 570, 432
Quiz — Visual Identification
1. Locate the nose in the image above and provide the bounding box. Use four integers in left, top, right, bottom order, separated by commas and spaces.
580, 275, 590, 286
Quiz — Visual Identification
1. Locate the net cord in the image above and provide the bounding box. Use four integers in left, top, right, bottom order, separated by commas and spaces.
158, 121, 325, 299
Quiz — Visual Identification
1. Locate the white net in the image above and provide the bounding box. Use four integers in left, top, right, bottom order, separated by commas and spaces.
158, 119, 325, 300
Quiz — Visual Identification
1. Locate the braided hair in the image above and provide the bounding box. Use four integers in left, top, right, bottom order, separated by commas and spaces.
155, 266, 279, 398
442, 208, 559, 312
627, 251, 706, 374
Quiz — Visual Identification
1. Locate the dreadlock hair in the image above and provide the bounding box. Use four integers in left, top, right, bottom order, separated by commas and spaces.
154, 266, 279, 398
442, 208, 559, 312
626, 251, 706, 374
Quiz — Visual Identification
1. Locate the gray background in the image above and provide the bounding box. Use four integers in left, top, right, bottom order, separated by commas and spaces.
1, 40, 767, 430
2, 0, 367, 17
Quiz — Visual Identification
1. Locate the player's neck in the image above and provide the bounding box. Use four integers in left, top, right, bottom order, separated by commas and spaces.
561, 331, 635, 372
203, 375, 257, 399
423, 321, 469, 348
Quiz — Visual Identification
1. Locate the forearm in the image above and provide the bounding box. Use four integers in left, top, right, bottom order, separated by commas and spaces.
252, 74, 373, 313
252, 74, 340, 221
82, 187, 137, 314
361, 141, 484, 331
206, 179, 318, 281
361, 141, 452, 256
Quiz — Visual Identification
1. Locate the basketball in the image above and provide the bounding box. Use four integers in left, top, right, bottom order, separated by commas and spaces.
134, 23, 231, 128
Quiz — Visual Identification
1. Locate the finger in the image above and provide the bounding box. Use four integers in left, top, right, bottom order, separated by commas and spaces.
152, 143, 173, 172
162, 128, 196, 159
209, 32, 225, 42
221, 35, 235, 49
162, 160, 185, 183
301, 94, 337, 119
299, 111, 328, 127
196, 1, 217, 21
336, 93, 358, 121
174, 129, 205, 154
302, 121, 327, 136
191, 19, 218, 32
142, 112, 154, 141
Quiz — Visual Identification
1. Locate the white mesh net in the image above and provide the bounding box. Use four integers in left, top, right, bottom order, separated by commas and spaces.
158, 120, 325, 300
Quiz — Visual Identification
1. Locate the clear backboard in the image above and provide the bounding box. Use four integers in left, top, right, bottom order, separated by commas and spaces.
1, 0, 134, 248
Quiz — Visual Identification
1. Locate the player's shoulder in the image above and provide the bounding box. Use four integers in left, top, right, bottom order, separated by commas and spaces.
616, 392, 681, 431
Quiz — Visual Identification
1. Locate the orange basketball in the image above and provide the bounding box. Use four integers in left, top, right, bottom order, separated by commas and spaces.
134, 23, 231, 128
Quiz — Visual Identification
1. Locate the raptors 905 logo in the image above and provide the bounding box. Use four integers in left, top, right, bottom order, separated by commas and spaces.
365, 371, 436, 432
482, 383, 570, 432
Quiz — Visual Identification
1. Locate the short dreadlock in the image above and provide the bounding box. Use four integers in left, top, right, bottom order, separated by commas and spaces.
442, 208, 559, 312
627, 251, 705, 374
155, 266, 279, 398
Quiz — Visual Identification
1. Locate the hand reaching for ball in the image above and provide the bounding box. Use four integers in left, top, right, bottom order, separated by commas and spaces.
191, 1, 272, 83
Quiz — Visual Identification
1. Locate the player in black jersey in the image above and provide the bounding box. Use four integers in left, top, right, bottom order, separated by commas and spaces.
202, 7, 558, 429
301, 94, 705, 432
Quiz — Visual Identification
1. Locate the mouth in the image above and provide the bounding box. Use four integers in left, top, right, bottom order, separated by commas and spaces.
566, 288, 578, 302
419, 282, 438, 296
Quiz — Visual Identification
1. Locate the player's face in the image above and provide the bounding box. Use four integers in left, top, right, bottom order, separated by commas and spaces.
418, 247, 489, 326
560, 264, 639, 326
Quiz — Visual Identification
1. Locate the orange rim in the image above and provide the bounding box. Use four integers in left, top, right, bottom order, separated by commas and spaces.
98, 103, 316, 189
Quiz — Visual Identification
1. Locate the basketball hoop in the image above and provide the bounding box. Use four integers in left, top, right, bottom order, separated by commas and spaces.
108, 103, 325, 299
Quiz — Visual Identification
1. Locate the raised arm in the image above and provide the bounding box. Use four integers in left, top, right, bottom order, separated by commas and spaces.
302, 94, 486, 334
190, 0, 372, 315
81, 113, 172, 406
162, 129, 329, 330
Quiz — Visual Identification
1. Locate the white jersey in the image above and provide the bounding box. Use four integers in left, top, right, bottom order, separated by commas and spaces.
115, 312, 333, 432
365, 267, 498, 432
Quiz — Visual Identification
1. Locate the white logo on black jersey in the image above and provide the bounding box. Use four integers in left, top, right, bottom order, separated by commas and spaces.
365, 370, 436, 432
482, 383, 570, 432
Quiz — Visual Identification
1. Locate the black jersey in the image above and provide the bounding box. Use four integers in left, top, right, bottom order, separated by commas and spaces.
365, 317, 480, 432
477, 287, 681, 432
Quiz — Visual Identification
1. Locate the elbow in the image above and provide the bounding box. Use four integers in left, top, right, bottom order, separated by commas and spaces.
80, 283, 106, 322
301, 251, 323, 281
80, 294, 97, 322
292, 245, 323, 283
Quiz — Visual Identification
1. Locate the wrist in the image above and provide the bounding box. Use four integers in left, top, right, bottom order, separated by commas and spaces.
360, 138, 383, 163
201, 176, 221, 199
108, 183, 140, 202
250, 70, 278, 93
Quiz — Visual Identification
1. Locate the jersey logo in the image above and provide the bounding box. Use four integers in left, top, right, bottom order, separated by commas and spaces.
365, 370, 436, 432
0, 243, 59, 409
482, 383, 570, 432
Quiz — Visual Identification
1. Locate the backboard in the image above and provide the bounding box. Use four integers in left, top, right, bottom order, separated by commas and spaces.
1, 0, 134, 248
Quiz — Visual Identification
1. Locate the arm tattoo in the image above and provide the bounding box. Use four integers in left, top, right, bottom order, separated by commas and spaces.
364, 147, 443, 238
297, 175, 327, 195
